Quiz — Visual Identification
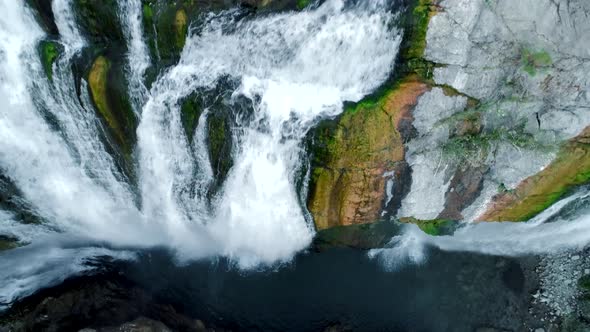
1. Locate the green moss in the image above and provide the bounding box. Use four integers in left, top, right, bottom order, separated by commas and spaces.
521, 48, 552, 76
39, 40, 59, 81
207, 112, 232, 183
296, 0, 311, 10
399, 217, 457, 236
180, 95, 202, 141
405, 58, 435, 81
88, 55, 135, 155
402, 0, 435, 61
175, 9, 188, 50
441, 109, 541, 162
142, 3, 153, 22
308, 78, 427, 229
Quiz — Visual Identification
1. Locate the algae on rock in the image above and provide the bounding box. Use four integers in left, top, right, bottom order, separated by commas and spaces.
39, 40, 60, 81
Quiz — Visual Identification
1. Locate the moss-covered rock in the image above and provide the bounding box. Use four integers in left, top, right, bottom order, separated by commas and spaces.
479, 126, 590, 221
174, 9, 188, 50
306, 0, 440, 233
141, 1, 193, 73
88, 55, 135, 155
308, 77, 429, 230
399, 217, 457, 236
0, 235, 19, 252
207, 110, 233, 189
180, 95, 203, 142
74, 0, 125, 45
296, 0, 312, 10
520, 48, 552, 76
39, 40, 60, 81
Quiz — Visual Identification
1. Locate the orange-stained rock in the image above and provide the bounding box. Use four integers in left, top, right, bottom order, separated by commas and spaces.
308, 77, 430, 230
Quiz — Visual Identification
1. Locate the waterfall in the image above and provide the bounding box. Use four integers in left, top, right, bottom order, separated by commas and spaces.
0, 0, 401, 304
119, 0, 150, 114
135, 0, 401, 266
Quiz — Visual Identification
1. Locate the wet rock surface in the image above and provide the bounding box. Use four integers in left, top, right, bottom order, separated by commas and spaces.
0, 272, 223, 332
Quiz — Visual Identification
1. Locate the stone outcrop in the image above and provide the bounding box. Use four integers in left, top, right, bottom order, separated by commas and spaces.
401, 0, 590, 223
306, 0, 439, 231
88, 55, 135, 156
308, 77, 429, 230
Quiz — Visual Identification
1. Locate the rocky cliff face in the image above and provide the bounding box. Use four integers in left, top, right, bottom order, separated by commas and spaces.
308, 0, 590, 232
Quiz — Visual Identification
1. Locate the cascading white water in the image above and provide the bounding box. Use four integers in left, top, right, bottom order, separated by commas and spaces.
0, 0, 401, 304
136, 0, 402, 266
119, 0, 151, 114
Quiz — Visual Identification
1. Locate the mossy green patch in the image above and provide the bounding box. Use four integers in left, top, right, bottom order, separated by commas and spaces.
441, 108, 541, 163
521, 48, 552, 76
296, 0, 311, 10
39, 40, 59, 81
180, 96, 203, 141
399, 217, 457, 236
142, 3, 153, 22
175, 9, 188, 50
88, 55, 135, 155
207, 112, 233, 185
402, 0, 436, 61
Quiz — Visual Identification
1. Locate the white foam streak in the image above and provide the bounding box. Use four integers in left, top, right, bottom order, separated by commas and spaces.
119, 0, 151, 114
